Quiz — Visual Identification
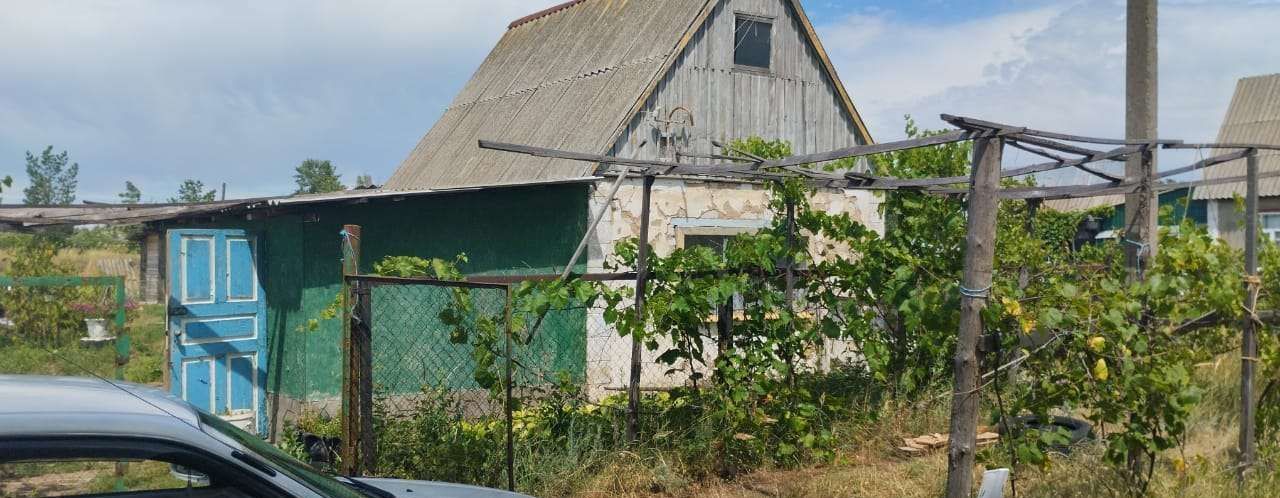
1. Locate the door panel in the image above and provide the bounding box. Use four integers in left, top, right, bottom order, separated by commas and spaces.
169, 229, 267, 434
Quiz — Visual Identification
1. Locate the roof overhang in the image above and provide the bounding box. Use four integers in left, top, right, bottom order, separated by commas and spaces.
0, 177, 602, 228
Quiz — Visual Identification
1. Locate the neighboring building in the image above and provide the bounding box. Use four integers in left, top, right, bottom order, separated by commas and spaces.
1196, 74, 1280, 248
1048, 74, 1280, 247
3, 0, 883, 437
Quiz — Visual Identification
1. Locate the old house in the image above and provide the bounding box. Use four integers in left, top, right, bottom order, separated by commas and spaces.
2, 0, 883, 436
1195, 73, 1280, 247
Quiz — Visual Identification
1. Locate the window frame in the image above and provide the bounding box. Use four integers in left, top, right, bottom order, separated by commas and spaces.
1262, 212, 1280, 242
732, 13, 774, 74
0, 436, 289, 498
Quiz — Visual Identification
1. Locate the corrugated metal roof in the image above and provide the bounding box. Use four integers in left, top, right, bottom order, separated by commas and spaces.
1044, 193, 1125, 213
0, 178, 602, 227
385, 0, 713, 191
1194, 74, 1280, 200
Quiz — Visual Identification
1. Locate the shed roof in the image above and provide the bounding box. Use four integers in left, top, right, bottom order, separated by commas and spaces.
384, 0, 871, 191
0, 178, 599, 227
1194, 74, 1280, 200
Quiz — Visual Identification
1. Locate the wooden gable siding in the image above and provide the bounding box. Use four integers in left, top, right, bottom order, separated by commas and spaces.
611, 0, 867, 163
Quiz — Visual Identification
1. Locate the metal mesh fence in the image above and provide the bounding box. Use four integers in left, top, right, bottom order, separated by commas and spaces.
348, 276, 598, 490
369, 282, 509, 418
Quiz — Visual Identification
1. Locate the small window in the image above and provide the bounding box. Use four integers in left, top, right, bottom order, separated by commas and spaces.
1262, 213, 1280, 241
734, 16, 772, 70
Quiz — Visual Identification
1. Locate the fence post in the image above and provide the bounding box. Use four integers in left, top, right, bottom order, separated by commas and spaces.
504, 285, 516, 492
627, 175, 656, 443
340, 224, 362, 476
1240, 148, 1260, 481
945, 136, 1003, 498
355, 279, 374, 474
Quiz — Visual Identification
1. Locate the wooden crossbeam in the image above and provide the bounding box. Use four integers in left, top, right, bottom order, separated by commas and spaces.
1007, 140, 1069, 163
1157, 149, 1251, 179
765, 129, 990, 168
927, 169, 1280, 201
1007, 133, 1106, 158
1165, 143, 1280, 151
1157, 169, 1280, 192
943, 114, 1182, 146
711, 139, 766, 164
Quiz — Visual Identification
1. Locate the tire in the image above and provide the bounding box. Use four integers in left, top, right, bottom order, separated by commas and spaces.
1002, 415, 1092, 452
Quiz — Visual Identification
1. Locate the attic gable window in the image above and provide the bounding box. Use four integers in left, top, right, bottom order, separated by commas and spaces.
734, 15, 772, 70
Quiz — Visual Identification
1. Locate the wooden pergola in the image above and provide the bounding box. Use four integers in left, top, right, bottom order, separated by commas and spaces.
480, 113, 1279, 496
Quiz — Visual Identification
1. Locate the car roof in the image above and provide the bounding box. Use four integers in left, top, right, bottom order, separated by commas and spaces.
0, 375, 202, 433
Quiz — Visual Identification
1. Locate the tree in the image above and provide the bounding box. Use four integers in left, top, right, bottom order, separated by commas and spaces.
356, 174, 374, 188
169, 180, 217, 203
23, 146, 78, 205
119, 181, 142, 204
293, 159, 345, 194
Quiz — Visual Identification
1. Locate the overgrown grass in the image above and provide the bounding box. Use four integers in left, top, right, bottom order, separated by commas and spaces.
0, 303, 166, 384
346, 356, 1280, 497
542, 356, 1275, 498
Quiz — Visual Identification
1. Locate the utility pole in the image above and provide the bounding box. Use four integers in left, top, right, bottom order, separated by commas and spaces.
1124, 0, 1158, 278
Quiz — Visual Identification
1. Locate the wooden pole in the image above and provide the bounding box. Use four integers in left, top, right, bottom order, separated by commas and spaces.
505, 285, 516, 491
1124, 0, 1158, 279
627, 175, 656, 443
945, 137, 1003, 498
339, 224, 362, 475
784, 198, 797, 387
1240, 148, 1260, 481
354, 279, 374, 474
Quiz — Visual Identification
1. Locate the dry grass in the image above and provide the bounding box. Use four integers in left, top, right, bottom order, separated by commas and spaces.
554, 358, 1279, 498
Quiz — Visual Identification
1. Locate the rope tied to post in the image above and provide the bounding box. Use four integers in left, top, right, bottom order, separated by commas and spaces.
959, 283, 993, 299
1243, 274, 1264, 326
339, 228, 360, 265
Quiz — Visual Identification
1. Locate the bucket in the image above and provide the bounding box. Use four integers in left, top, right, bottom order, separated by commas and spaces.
84, 318, 111, 341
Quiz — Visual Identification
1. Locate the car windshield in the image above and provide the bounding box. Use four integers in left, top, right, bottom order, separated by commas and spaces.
197, 412, 365, 498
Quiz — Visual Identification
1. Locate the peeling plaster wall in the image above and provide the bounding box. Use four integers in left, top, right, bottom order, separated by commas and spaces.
583, 177, 882, 397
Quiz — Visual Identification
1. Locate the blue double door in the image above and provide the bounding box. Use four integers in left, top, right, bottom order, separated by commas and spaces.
168, 229, 267, 434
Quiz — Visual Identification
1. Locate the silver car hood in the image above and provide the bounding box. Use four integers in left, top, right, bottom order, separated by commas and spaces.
353, 477, 533, 498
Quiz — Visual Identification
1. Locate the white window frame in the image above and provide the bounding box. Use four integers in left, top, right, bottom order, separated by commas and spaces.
1261, 212, 1280, 242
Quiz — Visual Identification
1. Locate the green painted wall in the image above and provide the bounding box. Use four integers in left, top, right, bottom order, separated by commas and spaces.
163, 183, 589, 404
1106, 188, 1208, 231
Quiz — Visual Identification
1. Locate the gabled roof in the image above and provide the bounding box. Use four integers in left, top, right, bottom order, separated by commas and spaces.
385, 0, 872, 191
1194, 74, 1280, 200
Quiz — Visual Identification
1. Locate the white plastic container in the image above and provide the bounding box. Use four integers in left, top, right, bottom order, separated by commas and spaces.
83, 318, 113, 342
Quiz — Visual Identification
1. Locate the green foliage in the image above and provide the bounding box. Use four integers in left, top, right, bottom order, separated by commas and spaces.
23, 145, 78, 205
294, 159, 346, 195
169, 179, 217, 203
0, 239, 85, 345
355, 174, 374, 188
118, 181, 142, 204
331, 121, 1266, 494
372, 254, 466, 280
0, 303, 167, 384
725, 136, 792, 160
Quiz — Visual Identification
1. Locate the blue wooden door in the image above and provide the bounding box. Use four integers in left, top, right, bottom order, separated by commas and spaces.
168, 229, 267, 434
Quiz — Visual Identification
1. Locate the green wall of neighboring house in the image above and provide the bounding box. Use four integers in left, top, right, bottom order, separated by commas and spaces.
1105, 188, 1209, 231
161, 183, 589, 408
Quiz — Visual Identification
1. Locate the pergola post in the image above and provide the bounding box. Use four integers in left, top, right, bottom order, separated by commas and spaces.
1240, 148, 1261, 481
946, 136, 1003, 498
626, 175, 656, 443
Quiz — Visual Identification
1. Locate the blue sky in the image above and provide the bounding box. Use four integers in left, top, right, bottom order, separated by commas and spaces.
2, 0, 1278, 202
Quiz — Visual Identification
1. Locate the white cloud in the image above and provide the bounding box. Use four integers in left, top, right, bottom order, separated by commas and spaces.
820, 0, 1280, 184
0, 0, 539, 200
